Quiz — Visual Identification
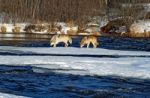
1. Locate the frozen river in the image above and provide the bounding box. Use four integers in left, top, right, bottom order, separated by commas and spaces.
0, 37, 149, 98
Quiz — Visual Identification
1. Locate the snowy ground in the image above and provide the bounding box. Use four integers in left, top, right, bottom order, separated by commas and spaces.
130, 20, 150, 33
0, 46, 150, 79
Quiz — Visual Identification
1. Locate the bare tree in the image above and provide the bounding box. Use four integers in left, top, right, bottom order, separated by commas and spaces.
0, 0, 106, 23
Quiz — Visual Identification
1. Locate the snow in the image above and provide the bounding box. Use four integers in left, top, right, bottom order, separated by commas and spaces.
130, 20, 150, 33
0, 46, 150, 79
0, 92, 28, 98
31, 31, 48, 34
61, 26, 78, 34
116, 26, 127, 33
0, 24, 27, 33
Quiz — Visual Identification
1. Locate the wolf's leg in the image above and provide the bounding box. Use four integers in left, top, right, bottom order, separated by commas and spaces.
93, 44, 97, 48
80, 44, 84, 48
65, 43, 68, 47
93, 42, 98, 48
53, 44, 56, 47
87, 43, 90, 48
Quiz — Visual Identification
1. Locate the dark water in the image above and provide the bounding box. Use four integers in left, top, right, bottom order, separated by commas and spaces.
0, 37, 150, 98
0, 37, 150, 51
0, 65, 150, 98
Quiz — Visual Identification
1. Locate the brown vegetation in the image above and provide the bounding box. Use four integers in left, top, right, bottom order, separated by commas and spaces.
0, 25, 7, 33
126, 32, 150, 38
12, 26, 21, 33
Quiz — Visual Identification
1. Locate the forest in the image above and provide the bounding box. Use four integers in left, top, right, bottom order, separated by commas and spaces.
0, 0, 106, 23
0, 0, 150, 31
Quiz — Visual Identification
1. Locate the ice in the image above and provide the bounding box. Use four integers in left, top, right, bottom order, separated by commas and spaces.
0, 55, 150, 79
0, 92, 28, 98
0, 46, 150, 79
0, 46, 149, 56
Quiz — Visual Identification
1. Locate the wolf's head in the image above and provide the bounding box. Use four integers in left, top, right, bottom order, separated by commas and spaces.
80, 37, 87, 48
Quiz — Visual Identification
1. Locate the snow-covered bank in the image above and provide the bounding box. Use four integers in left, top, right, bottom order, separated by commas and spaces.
0, 24, 27, 39
0, 46, 150, 79
0, 24, 27, 32
130, 20, 150, 33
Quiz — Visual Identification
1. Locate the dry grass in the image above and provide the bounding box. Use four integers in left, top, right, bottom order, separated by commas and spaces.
12, 26, 21, 33
0, 25, 7, 33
